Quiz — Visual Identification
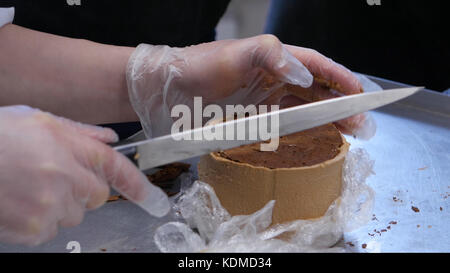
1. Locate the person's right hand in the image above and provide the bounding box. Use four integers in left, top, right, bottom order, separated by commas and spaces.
0, 105, 170, 246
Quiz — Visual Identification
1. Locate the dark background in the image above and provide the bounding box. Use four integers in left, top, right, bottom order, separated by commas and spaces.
265, 0, 449, 92
0, 0, 448, 138
1, 0, 447, 91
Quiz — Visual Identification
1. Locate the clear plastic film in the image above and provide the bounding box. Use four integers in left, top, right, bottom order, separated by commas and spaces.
154, 148, 375, 252
347, 73, 382, 140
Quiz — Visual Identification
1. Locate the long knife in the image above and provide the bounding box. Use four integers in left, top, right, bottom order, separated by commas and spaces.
113, 87, 422, 171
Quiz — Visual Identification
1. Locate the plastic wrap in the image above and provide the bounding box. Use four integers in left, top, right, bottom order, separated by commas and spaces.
154, 148, 375, 252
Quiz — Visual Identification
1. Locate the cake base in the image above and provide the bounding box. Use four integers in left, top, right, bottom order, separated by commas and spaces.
197, 124, 349, 224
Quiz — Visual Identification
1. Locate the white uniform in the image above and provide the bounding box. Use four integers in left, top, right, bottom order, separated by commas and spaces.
0, 7, 14, 28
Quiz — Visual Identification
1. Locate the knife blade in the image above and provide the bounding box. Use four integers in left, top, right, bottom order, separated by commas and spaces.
114, 87, 422, 171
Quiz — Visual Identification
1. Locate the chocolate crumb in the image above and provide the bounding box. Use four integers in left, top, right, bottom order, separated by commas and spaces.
440, 207, 443, 211
381, 229, 387, 232
167, 191, 179, 197
411, 206, 420, 213
362, 244, 367, 249
417, 225, 421, 228
107, 195, 127, 202
100, 248, 107, 252
428, 225, 432, 228
107, 195, 122, 202
147, 162, 191, 183
346, 242, 355, 247
389, 221, 397, 225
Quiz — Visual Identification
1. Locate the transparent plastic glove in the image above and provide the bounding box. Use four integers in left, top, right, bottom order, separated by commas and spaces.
275, 46, 376, 139
0, 105, 170, 246
126, 34, 374, 139
127, 35, 313, 138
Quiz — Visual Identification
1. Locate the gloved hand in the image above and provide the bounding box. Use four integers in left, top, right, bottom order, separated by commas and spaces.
0, 105, 170, 246
126, 34, 375, 139
275, 45, 375, 139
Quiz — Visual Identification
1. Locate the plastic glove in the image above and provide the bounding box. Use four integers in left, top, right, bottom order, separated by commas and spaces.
0, 105, 170, 246
276, 45, 375, 139
126, 34, 375, 139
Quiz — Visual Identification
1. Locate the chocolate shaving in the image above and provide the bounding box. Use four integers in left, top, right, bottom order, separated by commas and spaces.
107, 195, 127, 202
147, 162, 191, 195
147, 162, 190, 184
345, 242, 355, 247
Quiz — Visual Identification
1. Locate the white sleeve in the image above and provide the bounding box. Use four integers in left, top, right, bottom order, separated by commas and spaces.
0, 7, 15, 28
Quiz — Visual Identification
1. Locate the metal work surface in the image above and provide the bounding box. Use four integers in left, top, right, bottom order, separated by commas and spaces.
338, 77, 450, 252
1, 77, 448, 252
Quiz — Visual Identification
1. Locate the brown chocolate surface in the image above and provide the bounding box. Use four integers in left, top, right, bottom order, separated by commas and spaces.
216, 124, 343, 169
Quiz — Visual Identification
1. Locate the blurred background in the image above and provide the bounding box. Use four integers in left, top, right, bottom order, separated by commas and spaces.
215, 0, 448, 93
3, 0, 447, 92
216, 0, 270, 40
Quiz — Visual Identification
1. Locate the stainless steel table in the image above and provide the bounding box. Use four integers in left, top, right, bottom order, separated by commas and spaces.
1, 76, 449, 252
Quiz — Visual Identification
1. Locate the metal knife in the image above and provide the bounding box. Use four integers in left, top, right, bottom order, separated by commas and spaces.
113, 87, 422, 171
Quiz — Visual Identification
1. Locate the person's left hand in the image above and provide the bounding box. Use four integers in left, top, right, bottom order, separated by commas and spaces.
126, 35, 375, 139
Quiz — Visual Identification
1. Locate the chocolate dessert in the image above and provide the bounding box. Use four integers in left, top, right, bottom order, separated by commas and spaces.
198, 123, 349, 224
216, 124, 343, 169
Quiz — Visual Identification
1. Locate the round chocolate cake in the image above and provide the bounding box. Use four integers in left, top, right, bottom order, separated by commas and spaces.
197, 123, 349, 224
